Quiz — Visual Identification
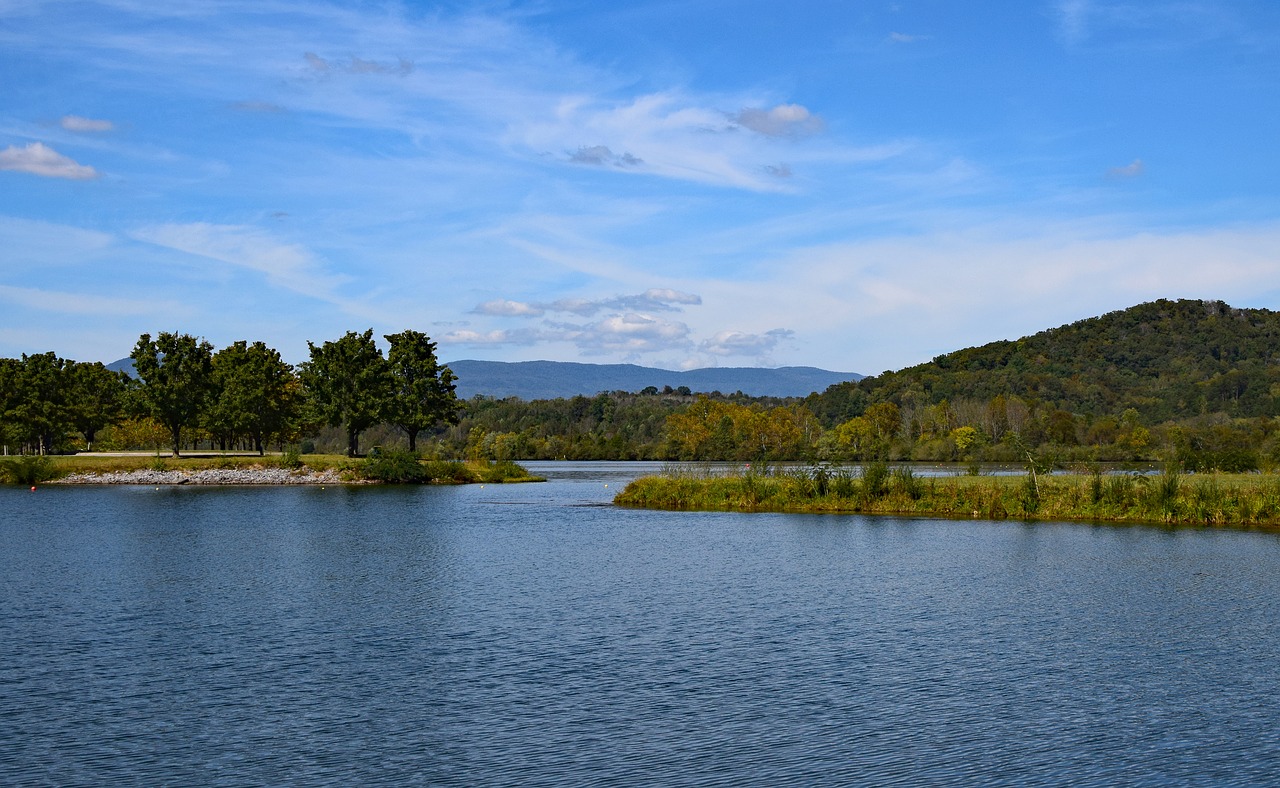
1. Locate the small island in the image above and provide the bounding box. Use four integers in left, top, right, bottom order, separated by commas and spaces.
8, 452, 542, 486
614, 464, 1280, 529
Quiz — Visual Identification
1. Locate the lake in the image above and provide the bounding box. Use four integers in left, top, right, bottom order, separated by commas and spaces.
3, 461, 1280, 785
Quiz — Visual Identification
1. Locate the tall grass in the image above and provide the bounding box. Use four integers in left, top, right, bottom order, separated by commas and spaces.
614, 465, 1280, 529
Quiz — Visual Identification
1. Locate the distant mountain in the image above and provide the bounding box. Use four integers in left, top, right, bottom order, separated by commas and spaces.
106, 357, 136, 377
445, 360, 862, 400
104, 353, 861, 399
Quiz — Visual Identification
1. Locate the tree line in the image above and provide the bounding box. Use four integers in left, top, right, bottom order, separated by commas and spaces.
446, 390, 1280, 471
0, 329, 458, 458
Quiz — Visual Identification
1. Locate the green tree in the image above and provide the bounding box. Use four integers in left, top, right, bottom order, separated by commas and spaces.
131, 332, 215, 457
65, 361, 130, 450
13, 353, 70, 454
384, 330, 460, 452
209, 341, 302, 455
301, 329, 392, 457
0, 357, 19, 452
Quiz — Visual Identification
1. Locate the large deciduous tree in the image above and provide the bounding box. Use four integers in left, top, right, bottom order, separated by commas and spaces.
65, 361, 130, 451
384, 330, 460, 452
131, 332, 215, 457
12, 353, 70, 455
209, 341, 302, 455
301, 329, 392, 457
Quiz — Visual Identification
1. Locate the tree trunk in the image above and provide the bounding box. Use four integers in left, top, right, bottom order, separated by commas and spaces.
407, 430, 419, 453
255, 433, 264, 456
171, 424, 182, 458
347, 427, 359, 458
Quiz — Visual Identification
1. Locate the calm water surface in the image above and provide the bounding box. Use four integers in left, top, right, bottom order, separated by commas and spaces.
3, 462, 1280, 785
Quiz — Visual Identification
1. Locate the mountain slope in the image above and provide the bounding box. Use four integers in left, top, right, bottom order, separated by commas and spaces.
809, 299, 1280, 425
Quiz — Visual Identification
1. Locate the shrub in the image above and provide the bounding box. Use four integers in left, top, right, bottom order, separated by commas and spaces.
277, 447, 304, 470
1, 455, 59, 485
423, 460, 473, 483
359, 449, 428, 484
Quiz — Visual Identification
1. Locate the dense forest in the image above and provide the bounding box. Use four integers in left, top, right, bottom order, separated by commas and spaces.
4, 300, 1280, 471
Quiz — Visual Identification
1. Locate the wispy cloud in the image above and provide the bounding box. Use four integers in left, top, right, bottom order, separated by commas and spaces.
60, 115, 115, 133
230, 100, 285, 113
0, 142, 98, 179
131, 223, 351, 305
730, 104, 823, 138
0, 283, 173, 316
303, 51, 413, 76
1057, 0, 1091, 43
888, 32, 929, 44
1106, 158, 1144, 179
472, 288, 701, 319
568, 145, 643, 168
700, 328, 795, 358
444, 312, 694, 356
473, 299, 546, 317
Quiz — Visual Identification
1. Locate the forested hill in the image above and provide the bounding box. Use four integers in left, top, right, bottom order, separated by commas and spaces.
808, 299, 1280, 426
445, 360, 862, 399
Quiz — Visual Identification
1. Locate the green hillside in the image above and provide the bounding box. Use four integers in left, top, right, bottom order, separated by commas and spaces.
810, 299, 1280, 426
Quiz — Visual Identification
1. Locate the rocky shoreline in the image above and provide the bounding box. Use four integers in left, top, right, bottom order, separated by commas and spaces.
52, 467, 362, 485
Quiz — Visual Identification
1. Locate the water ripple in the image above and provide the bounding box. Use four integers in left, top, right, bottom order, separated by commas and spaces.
4, 478, 1280, 785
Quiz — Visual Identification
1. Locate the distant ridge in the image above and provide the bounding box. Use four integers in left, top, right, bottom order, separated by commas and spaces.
104, 354, 862, 399
444, 360, 863, 400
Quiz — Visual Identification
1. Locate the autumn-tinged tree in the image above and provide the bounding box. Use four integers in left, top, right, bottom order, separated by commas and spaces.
384, 330, 459, 452
131, 332, 215, 457
301, 329, 392, 457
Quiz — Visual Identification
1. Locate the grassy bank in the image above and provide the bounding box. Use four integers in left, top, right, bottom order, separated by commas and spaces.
1, 452, 542, 485
614, 465, 1280, 529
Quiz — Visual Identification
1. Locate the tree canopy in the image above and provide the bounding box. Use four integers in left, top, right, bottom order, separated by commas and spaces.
131, 332, 215, 457
384, 330, 460, 452
300, 329, 393, 457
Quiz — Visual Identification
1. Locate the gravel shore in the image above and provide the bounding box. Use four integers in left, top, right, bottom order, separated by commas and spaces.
52, 467, 360, 485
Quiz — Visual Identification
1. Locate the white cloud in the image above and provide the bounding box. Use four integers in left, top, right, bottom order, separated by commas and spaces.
472, 288, 702, 319
60, 115, 115, 132
888, 32, 929, 44
700, 328, 795, 358
731, 104, 823, 138
473, 299, 545, 317
0, 142, 98, 179
520, 93, 861, 191
561, 312, 692, 355
442, 328, 539, 346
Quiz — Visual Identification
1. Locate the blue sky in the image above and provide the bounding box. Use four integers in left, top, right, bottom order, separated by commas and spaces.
2, 0, 1279, 374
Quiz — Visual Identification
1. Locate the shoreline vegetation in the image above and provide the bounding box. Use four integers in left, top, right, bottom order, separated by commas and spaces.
613, 464, 1280, 530
3, 452, 542, 486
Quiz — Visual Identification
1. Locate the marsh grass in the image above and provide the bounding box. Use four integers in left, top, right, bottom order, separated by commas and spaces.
614, 465, 1280, 529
